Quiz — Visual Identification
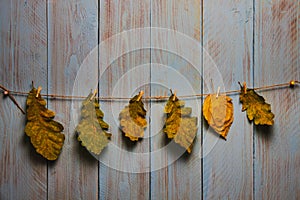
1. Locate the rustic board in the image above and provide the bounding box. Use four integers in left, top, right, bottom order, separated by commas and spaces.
0, 0, 300, 199
0, 0, 48, 199
254, 0, 300, 199
98, 0, 151, 199
47, 0, 99, 199
150, 0, 202, 199
202, 0, 253, 199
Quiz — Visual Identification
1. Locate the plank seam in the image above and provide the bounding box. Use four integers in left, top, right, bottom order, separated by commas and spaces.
252, 0, 256, 199
98, 0, 101, 199
200, 0, 204, 199
149, 0, 152, 199
46, 0, 49, 199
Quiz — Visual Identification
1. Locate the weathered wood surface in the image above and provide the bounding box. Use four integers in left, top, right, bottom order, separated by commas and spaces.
98, 0, 151, 199
0, 0, 299, 199
202, 0, 254, 199
150, 0, 202, 199
254, 0, 300, 199
0, 0, 48, 199
47, 0, 99, 199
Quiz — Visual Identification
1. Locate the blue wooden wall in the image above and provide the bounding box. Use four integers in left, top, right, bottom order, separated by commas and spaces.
0, 0, 299, 199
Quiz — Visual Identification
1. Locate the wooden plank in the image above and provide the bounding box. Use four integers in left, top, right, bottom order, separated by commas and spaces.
202, 0, 253, 199
0, 0, 47, 199
47, 0, 99, 199
150, 0, 202, 199
254, 0, 300, 199
98, 0, 151, 199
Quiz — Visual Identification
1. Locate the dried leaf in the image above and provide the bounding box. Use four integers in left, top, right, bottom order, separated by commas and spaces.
119, 92, 147, 141
239, 84, 274, 125
203, 94, 234, 140
75, 93, 111, 155
163, 94, 197, 153
25, 87, 65, 160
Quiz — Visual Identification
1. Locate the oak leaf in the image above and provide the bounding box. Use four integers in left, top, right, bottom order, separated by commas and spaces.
203, 94, 234, 140
75, 93, 111, 155
163, 93, 197, 153
25, 87, 65, 160
239, 83, 274, 125
119, 92, 147, 141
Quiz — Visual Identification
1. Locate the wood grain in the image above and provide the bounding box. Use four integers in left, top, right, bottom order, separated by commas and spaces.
150, 0, 202, 199
0, 0, 300, 199
47, 0, 99, 199
202, 0, 253, 199
254, 0, 300, 199
0, 0, 48, 199
99, 0, 151, 199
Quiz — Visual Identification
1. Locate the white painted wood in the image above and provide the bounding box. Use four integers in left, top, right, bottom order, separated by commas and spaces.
202, 0, 253, 199
254, 0, 300, 199
151, 0, 202, 199
47, 0, 99, 199
99, 0, 151, 199
0, 0, 48, 199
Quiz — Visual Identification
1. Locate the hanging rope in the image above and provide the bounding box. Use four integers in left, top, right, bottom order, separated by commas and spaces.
0, 80, 298, 115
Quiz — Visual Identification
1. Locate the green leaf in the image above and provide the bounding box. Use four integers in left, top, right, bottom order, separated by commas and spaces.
75, 93, 111, 155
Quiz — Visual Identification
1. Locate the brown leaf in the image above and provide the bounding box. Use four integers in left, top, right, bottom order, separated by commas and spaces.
119, 92, 147, 141
25, 87, 65, 160
239, 83, 274, 125
203, 94, 234, 140
164, 94, 197, 153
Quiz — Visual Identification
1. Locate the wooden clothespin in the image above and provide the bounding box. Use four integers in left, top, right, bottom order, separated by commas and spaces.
137, 90, 144, 101
90, 89, 98, 100
172, 90, 177, 101
216, 86, 220, 98
36, 86, 42, 98
243, 82, 247, 94
238, 81, 247, 94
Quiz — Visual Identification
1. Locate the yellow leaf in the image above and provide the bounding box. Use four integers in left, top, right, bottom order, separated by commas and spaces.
25, 87, 65, 161
203, 94, 234, 140
239, 83, 274, 125
163, 93, 197, 153
119, 92, 147, 141
76, 93, 111, 155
